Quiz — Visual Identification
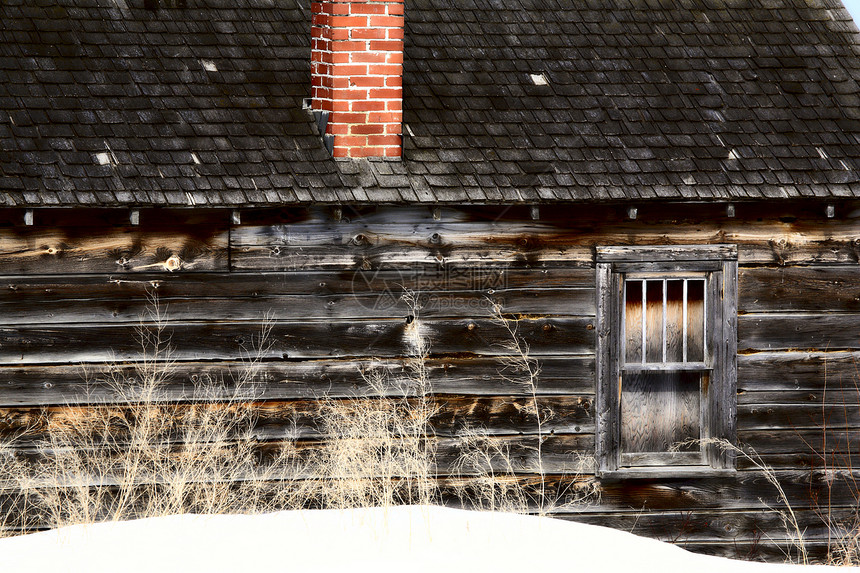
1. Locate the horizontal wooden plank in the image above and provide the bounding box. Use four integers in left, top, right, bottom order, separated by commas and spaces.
0, 356, 596, 407
739, 314, 860, 352
739, 403, 860, 431
739, 429, 860, 457
230, 218, 860, 271
738, 351, 860, 392
0, 268, 596, 301
0, 288, 594, 326
0, 226, 228, 275
562, 507, 857, 546
740, 266, 860, 313
0, 317, 596, 364
738, 388, 860, 405
592, 469, 860, 513
0, 395, 595, 445
675, 541, 830, 564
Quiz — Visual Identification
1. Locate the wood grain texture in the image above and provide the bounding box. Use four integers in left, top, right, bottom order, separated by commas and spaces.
739, 313, 860, 352
0, 268, 595, 301
0, 317, 596, 365
740, 266, 860, 313
0, 288, 594, 326
620, 371, 701, 456
0, 395, 595, 445
738, 351, 860, 391
231, 217, 860, 270
0, 356, 597, 407
0, 226, 228, 274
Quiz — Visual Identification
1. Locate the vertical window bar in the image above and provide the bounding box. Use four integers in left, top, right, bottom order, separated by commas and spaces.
682, 279, 688, 363
641, 279, 646, 364
703, 278, 707, 359
662, 278, 667, 363
621, 279, 626, 364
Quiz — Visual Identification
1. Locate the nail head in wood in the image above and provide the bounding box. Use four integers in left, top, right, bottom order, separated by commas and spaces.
24, 209, 33, 226
129, 209, 140, 226
432, 207, 442, 221
627, 206, 638, 220
826, 204, 835, 218
231, 210, 241, 225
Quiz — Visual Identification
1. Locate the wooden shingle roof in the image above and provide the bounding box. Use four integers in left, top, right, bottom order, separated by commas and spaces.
3, 0, 860, 206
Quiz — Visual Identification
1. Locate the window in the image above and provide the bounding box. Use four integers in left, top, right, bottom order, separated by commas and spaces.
595, 245, 737, 477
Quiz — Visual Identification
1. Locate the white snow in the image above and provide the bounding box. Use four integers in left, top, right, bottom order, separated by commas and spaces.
0, 506, 849, 573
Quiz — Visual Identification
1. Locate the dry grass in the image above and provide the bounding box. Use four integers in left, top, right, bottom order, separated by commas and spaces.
813, 363, 860, 566
0, 301, 304, 533
0, 291, 597, 537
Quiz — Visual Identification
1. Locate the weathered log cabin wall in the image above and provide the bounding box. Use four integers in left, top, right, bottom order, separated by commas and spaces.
1, 201, 859, 561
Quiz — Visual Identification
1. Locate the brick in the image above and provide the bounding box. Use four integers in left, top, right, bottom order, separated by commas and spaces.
330, 15, 368, 27
368, 134, 401, 146
335, 112, 369, 123
328, 123, 350, 135
369, 40, 403, 52
351, 52, 388, 63
349, 3, 386, 14
351, 28, 387, 40
333, 88, 370, 101
350, 76, 386, 87
367, 15, 404, 27
331, 64, 368, 76
351, 100, 386, 111
367, 64, 401, 75
331, 41, 370, 52
369, 88, 401, 99
367, 112, 401, 123
350, 123, 385, 134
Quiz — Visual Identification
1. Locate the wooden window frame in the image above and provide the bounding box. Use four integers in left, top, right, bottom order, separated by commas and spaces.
595, 245, 738, 478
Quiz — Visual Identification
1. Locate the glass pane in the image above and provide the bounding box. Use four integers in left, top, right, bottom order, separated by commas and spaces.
624, 280, 642, 364
620, 371, 702, 454
645, 279, 664, 363
687, 279, 705, 362
666, 280, 684, 363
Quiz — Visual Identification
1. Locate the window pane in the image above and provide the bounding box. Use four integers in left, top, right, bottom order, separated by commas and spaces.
620, 371, 702, 454
687, 279, 705, 362
645, 279, 663, 363
666, 279, 684, 363
624, 280, 643, 364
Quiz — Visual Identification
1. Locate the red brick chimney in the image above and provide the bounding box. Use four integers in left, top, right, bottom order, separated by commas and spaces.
311, 0, 404, 159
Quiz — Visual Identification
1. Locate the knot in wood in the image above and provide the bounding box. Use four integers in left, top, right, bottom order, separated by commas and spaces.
351, 234, 369, 246
430, 232, 441, 244
543, 323, 553, 332
467, 322, 476, 331
165, 255, 182, 272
